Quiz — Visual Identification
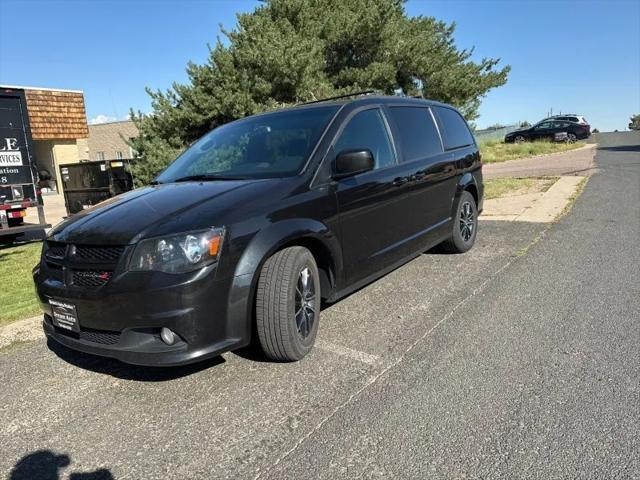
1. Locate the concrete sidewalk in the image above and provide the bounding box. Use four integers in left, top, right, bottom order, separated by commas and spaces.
482, 176, 586, 222
483, 144, 596, 179
24, 192, 66, 231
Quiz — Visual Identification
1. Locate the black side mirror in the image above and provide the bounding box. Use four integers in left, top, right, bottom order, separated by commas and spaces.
333, 149, 374, 179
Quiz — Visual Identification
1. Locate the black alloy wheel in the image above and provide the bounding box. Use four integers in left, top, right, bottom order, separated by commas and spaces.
441, 190, 478, 253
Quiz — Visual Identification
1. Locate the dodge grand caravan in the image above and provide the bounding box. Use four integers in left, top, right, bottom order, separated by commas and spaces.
34, 95, 483, 366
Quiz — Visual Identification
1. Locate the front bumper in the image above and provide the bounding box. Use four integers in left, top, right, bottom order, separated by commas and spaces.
42, 316, 242, 366
35, 262, 251, 366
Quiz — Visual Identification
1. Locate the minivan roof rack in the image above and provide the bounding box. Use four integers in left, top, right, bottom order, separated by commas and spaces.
300, 90, 377, 105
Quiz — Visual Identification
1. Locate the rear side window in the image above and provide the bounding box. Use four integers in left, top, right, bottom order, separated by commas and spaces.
433, 106, 474, 150
334, 109, 396, 169
387, 107, 443, 162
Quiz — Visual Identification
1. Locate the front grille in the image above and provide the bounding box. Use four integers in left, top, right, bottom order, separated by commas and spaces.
74, 245, 125, 262
80, 328, 121, 345
45, 262, 64, 282
72, 270, 113, 287
54, 325, 121, 345
46, 241, 67, 259
42, 242, 124, 288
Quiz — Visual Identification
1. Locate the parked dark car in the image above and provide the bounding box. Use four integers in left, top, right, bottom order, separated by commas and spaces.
540, 114, 589, 126
33, 95, 483, 366
505, 119, 591, 143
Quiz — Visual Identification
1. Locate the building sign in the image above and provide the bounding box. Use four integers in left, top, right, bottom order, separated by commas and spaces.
0, 138, 23, 166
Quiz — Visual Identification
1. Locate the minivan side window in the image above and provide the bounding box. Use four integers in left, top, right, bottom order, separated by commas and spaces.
334, 109, 396, 170
387, 107, 443, 162
433, 106, 474, 150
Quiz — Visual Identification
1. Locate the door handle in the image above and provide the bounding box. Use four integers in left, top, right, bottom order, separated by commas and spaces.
392, 176, 408, 186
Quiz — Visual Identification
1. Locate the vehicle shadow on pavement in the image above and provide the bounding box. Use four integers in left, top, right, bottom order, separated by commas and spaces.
47, 339, 225, 381
597, 144, 640, 152
9, 450, 113, 480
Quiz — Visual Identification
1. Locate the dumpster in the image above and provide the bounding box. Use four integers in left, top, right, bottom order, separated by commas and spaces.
59, 159, 134, 215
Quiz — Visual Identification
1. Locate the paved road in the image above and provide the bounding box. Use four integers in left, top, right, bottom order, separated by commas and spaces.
1, 132, 638, 479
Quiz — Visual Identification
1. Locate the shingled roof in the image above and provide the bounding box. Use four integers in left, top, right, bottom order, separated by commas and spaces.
23, 88, 89, 140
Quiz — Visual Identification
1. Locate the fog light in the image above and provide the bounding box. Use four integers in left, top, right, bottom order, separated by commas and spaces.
160, 327, 176, 345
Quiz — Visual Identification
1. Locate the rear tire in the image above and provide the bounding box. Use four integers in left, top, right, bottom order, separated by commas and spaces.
256, 246, 320, 361
567, 133, 577, 143
441, 191, 478, 253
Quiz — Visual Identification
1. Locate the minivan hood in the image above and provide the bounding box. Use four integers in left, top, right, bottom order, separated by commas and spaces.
49, 179, 274, 245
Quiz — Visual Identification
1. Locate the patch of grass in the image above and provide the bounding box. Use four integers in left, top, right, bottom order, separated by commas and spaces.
0, 241, 42, 327
480, 139, 584, 164
484, 176, 559, 200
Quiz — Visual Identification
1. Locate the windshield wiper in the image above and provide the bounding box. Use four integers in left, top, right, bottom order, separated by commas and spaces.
171, 174, 248, 182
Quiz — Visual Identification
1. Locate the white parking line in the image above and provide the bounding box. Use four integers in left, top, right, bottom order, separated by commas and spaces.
316, 340, 381, 366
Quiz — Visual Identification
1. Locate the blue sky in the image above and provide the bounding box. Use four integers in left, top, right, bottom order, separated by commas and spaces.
1, 0, 638, 131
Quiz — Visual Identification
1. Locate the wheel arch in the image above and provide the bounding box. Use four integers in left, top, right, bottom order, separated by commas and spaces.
226, 219, 342, 344
452, 172, 481, 218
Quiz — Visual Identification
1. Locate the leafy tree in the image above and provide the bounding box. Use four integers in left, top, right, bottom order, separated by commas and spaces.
629, 114, 640, 131
130, 0, 510, 184
520, 121, 531, 128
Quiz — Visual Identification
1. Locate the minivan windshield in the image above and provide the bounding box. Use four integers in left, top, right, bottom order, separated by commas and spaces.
156, 106, 339, 183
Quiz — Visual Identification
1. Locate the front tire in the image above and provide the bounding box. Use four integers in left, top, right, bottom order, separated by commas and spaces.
514, 135, 526, 144
256, 246, 320, 361
441, 191, 478, 253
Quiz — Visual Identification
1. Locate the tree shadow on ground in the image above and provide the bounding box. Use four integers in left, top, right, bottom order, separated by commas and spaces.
47, 338, 225, 381
10, 450, 113, 480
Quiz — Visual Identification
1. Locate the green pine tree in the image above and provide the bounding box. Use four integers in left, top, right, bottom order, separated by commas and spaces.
629, 114, 640, 131
130, 0, 510, 184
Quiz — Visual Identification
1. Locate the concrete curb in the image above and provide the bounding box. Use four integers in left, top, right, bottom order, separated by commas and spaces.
517, 176, 585, 223
482, 176, 587, 223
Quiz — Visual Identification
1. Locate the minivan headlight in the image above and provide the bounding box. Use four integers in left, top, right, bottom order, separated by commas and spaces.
129, 228, 225, 273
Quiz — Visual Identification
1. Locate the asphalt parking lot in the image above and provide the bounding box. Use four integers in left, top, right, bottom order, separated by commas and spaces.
1, 132, 638, 479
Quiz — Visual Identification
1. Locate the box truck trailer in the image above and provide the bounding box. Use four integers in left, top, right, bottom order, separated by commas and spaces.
0, 87, 50, 242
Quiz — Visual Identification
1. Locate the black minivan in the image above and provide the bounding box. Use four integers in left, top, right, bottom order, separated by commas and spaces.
34, 95, 483, 366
